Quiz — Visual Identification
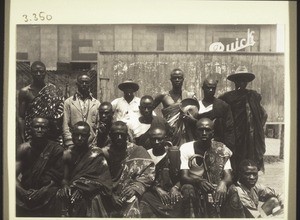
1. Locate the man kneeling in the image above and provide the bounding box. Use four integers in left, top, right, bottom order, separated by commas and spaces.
16, 117, 64, 217
56, 121, 112, 217
140, 126, 183, 217
180, 118, 233, 217
224, 159, 284, 218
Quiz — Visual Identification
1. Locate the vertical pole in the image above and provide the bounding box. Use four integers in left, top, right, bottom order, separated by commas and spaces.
279, 124, 284, 159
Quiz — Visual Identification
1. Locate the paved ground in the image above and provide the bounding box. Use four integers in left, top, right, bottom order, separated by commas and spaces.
258, 160, 284, 196
257, 137, 285, 196
265, 138, 281, 156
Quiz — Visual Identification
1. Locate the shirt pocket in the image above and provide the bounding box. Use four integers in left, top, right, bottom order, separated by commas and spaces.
131, 104, 140, 114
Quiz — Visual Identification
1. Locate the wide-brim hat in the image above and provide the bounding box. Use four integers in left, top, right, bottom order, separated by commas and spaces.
227, 66, 255, 83
180, 98, 200, 113
118, 80, 139, 92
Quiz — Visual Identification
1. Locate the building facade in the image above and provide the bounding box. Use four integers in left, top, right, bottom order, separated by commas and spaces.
16, 24, 284, 127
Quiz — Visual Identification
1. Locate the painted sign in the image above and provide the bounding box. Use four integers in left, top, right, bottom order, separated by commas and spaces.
209, 29, 255, 52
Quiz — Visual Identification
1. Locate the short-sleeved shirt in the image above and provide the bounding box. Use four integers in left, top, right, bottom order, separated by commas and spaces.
111, 96, 141, 123
235, 182, 282, 218
180, 140, 232, 170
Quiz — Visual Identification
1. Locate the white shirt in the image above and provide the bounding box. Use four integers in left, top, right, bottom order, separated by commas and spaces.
180, 141, 232, 170
127, 117, 151, 138
111, 96, 141, 123
198, 100, 213, 114
147, 149, 167, 165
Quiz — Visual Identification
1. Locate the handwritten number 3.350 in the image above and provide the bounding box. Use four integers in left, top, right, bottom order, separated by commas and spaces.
23, 12, 52, 22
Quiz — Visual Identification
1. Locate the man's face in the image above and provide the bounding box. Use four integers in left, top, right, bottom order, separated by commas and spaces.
239, 165, 258, 189
234, 81, 248, 91
139, 99, 153, 118
31, 118, 49, 139
72, 125, 90, 148
170, 71, 184, 89
76, 75, 91, 94
196, 120, 214, 142
31, 64, 46, 82
99, 105, 113, 123
123, 88, 135, 100
202, 84, 216, 99
150, 128, 166, 150
110, 125, 128, 149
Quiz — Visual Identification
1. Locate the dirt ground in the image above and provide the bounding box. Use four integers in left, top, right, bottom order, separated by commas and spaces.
257, 159, 285, 197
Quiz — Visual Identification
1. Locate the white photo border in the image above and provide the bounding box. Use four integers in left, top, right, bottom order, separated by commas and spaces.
4, 1, 297, 219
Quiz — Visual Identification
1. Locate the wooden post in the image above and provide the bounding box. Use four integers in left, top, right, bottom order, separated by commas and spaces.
279, 124, 284, 159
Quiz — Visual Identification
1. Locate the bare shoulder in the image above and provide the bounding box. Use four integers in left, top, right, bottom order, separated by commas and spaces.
153, 93, 168, 108
63, 148, 72, 161
154, 92, 168, 101
18, 85, 31, 97
18, 142, 31, 152
17, 142, 31, 160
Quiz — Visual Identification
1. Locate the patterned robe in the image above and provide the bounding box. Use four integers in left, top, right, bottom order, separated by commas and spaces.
16, 140, 64, 217
103, 142, 155, 217
24, 83, 64, 144
55, 147, 112, 217
180, 140, 232, 218
219, 89, 267, 171
161, 90, 196, 146
140, 146, 183, 217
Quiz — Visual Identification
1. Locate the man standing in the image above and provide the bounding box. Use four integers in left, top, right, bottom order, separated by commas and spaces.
56, 121, 112, 217
102, 121, 155, 217
96, 102, 114, 148
16, 117, 64, 217
153, 68, 196, 146
127, 95, 173, 149
18, 61, 64, 144
111, 80, 141, 123
219, 66, 268, 171
180, 118, 233, 217
63, 74, 100, 148
140, 127, 183, 217
224, 159, 284, 218
197, 76, 235, 168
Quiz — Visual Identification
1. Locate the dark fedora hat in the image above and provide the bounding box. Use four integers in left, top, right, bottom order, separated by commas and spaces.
180, 98, 200, 113
118, 80, 139, 92
227, 66, 255, 82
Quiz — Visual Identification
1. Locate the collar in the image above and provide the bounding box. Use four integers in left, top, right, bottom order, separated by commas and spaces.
73, 91, 93, 101
237, 181, 252, 194
121, 96, 139, 103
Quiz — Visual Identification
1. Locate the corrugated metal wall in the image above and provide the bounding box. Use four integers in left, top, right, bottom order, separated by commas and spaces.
98, 52, 284, 122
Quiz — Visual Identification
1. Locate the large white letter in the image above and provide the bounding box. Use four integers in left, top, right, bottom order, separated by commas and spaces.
209, 42, 225, 52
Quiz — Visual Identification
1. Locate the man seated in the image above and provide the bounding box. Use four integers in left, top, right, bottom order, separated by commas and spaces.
16, 117, 64, 217
56, 121, 112, 217
223, 159, 284, 218
140, 126, 183, 217
180, 118, 233, 217
96, 102, 114, 148
127, 95, 173, 149
102, 121, 155, 217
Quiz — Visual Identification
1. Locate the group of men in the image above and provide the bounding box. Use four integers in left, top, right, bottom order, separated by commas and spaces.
16, 61, 283, 218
